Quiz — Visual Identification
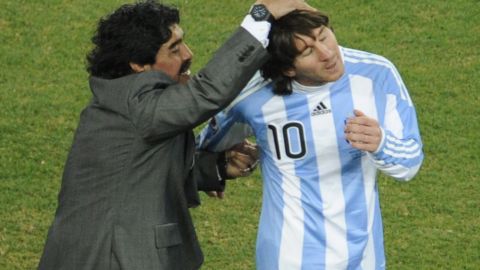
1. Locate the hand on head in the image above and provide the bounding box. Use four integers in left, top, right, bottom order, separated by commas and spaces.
255, 0, 316, 19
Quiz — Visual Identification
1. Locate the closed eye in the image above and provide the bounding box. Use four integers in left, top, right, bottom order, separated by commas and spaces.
171, 46, 180, 54
302, 47, 313, 56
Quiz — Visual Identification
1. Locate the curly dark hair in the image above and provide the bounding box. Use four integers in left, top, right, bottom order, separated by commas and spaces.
261, 10, 330, 95
86, 0, 180, 79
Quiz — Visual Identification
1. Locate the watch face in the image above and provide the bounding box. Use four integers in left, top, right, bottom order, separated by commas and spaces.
251, 5, 268, 21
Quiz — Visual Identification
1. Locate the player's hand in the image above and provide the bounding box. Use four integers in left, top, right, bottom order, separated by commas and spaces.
344, 110, 382, 152
225, 139, 259, 178
255, 0, 315, 19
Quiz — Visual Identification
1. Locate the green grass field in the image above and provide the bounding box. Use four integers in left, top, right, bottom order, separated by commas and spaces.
1, 0, 479, 269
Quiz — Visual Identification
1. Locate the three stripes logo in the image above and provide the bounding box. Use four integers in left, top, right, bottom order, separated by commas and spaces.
311, 101, 331, 116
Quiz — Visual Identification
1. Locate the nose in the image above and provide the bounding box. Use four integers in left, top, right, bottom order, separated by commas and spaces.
181, 43, 193, 61
314, 42, 332, 61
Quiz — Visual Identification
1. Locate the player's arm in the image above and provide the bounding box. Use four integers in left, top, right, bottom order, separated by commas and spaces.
366, 66, 424, 181
196, 71, 265, 152
193, 74, 263, 200
197, 110, 253, 152
193, 108, 256, 201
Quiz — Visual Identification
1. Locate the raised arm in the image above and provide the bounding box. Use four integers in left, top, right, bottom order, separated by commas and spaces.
130, 0, 314, 142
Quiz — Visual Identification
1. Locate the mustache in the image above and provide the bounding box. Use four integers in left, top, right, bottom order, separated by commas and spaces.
179, 60, 192, 74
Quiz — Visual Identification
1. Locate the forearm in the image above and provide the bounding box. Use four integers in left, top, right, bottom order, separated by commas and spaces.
197, 118, 252, 154
368, 128, 423, 181
185, 27, 269, 122
193, 151, 227, 192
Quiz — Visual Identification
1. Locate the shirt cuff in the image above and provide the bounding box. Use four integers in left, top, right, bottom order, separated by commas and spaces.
373, 127, 386, 154
216, 151, 230, 180
241, 14, 271, 48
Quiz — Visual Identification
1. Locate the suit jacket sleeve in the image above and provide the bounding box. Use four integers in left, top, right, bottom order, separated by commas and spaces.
182, 150, 227, 207
129, 27, 269, 142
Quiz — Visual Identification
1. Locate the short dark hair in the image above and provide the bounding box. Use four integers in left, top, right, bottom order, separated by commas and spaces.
86, 1, 180, 79
261, 10, 330, 95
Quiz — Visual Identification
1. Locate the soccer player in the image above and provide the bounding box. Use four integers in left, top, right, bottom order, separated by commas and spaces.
197, 9, 424, 270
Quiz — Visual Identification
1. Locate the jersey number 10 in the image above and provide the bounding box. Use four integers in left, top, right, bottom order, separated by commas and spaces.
268, 122, 307, 160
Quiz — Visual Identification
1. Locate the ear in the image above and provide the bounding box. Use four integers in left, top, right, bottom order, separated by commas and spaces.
129, 62, 151, 73
283, 68, 296, 78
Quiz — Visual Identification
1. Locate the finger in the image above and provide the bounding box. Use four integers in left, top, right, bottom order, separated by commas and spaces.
226, 162, 247, 178
244, 139, 257, 146
233, 146, 257, 157
346, 116, 378, 128
242, 142, 259, 159
226, 148, 249, 159
230, 160, 251, 174
242, 142, 258, 153
345, 132, 377, 144
238, 156, 260, 172
232, 141, 258, 157
353, 109, 365, 117
230, 160, 256, 176
349, 141, 378, 152
249, 159, 260, 171
230, 139, 253, 150
230, 152, 253, 165
345, 123, 381, 137
351, 111, 377, 126
345, 128, 382, 151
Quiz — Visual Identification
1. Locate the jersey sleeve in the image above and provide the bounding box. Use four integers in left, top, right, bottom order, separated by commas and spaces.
196, 72, 266, 152
197, 110, 252, 152
368, 64, 424, 181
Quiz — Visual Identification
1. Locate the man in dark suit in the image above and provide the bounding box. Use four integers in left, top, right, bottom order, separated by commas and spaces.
38, 0, 313, 269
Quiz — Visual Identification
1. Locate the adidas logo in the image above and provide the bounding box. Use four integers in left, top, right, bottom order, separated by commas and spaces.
311, 101, 331, 116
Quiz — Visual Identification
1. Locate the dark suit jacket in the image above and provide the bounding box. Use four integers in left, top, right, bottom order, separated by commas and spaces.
38, 28, 268, 270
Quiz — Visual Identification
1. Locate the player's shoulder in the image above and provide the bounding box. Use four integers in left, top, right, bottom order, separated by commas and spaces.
341, 46, 395, 69
242, 71, 271, 93
226, 71, 271, 110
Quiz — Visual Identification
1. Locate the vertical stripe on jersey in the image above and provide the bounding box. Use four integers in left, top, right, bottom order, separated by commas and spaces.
350, 74, 380, 268
307, 90, 348, 269
261, 96, 305, 270
282, 94, 328, 269
385, 94, 403, 138
372, 190, 386, 269
330, 75, 369, 268
248, 91, 286, 270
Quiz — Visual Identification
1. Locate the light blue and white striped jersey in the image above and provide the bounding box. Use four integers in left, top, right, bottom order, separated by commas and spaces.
198, 47, 424, 270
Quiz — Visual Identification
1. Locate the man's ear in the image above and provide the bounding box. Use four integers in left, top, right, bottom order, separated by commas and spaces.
283, 68, 296, 78
129, 62, 151, 73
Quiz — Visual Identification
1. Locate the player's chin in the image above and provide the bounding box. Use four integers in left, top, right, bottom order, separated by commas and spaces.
324, 65, 344, 82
